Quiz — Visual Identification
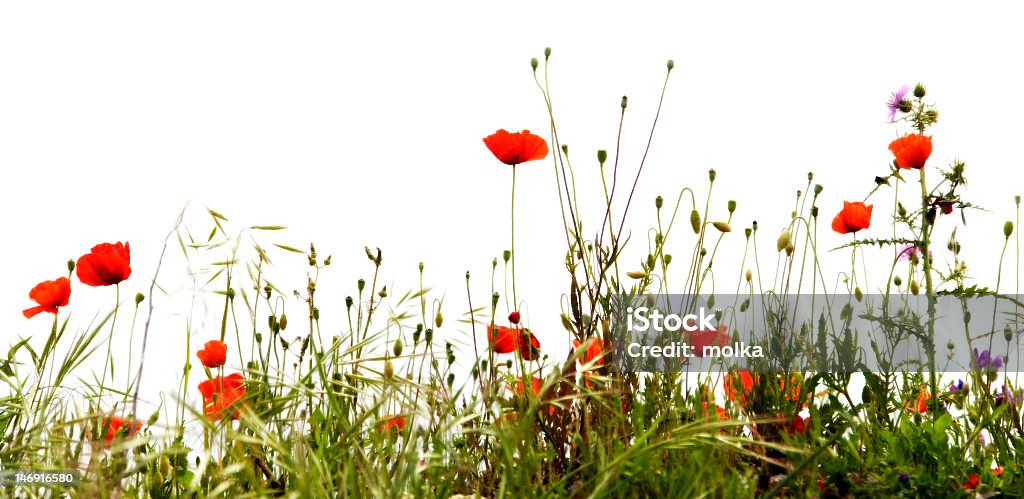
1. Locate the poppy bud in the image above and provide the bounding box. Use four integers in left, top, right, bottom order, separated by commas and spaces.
544, 47, 551, 58
811, 206, 818, 218
690, 210, 701, 234
947, 340, 955, 350
855, 287, 863, 302
752, 221, 758, 231
745, 269, 753, 282
414, 324, 422, 344
503, 250, 511, 263
561, 313, 573, 333
597, 149, 607, 164
700, 247, 708, 257
279, 314, 288, 331
910, 280, 920, 295
785, 242, 795, 256
655, 195, 663, 209
663, 254, 672, 265
135, 293, 145, 305
1004, 221, 1014, 239
1005, 325, 1013, 342
384, 360, 394, 380
727, 200, 736, 213
505, 359, 513, 370
509, 311, 520, 324
435, 308, 443, 328
530, 58, 539, 71
67, 259, 75, 273
893, 275, 902, 287
447, 373, 455, 388
666, 59, 674, 71
1016, 195, 1021, 206
626, 271, 647, 279
425, 328, 433, 343
620, 96, 628, 109
708, 169, 717, 182
777, 230, 792, 252
393, 338, 403, 357
418, 261, 424, 272
378, 287, 387, 298
492, 292, 500, 307
814, 184, 823, 196
346, 296, 353, 309
712, 222, 731, 233
913, 83, 926, 98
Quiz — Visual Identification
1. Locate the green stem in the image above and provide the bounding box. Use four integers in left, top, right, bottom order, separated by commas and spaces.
918, 167, 938, 414
511, 164, 518, 309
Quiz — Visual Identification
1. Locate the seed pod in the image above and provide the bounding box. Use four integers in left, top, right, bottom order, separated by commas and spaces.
893, 275, 902, 287
663, 254, 673, 265
690, 210, 701, 234
777, 230, 792, 253
435, 308, 444, 328
393, 338, 403, 357
727, 200, 737, 213
1005, 221, 1014, 238
1004, 325, 1013, 342
597, 150, 608, 164
384, 360, 394, 380
655, 195, 663, 209
712, 221, 732, 233
279, 314, 288, 331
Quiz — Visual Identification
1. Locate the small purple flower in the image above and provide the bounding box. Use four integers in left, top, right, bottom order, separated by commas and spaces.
949, 379, 966, 392
996, 385, 1023, 407
899, 472, 910, 485
887, 85, 911, 122
974, 348, 1004, 371
897, 244, 920, 262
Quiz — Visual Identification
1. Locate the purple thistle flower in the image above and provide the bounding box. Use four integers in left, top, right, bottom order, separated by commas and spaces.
887, 85, 911, 122
973, 348, 1004, 371
897, 244, 920, 262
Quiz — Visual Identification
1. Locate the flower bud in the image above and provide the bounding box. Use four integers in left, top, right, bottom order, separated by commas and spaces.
561, 313, 573, 333
135, 293, 145, 306
447, 373, 455, 388
913, 83, 926, 98
663, 254, 672, 265
544, 47, 551, 58
418, 261, 424, 272
947, 340, 955, 350
384, 360, 394, 380
425, 328, 433, 343
435, 308, 444, 328
378, 287, 387, 299
655, 195, 663, 209
910, 280, 920, 295
777, 230, 792, 253
346, 296, 353, 309
708, 169, 717, 182
279, 314, 288, 331
531, 58, 539, 70
1016, 195, 1021, 206
503, 250, 511, 263
393, 338, 403, 357
666, 59, 674, 71
508, 311, 520, 325
67, 259, 76, 273
745, 268, 753, 282
1005, 325, 1013, 342
689, 210, 701, 234
357, 279, 365, 292
898, 100, 913, 113
597, 149, 607, 164
814, 184, 823, 196
855, 287, 863, 302
810, 206, 819, 218
1004, 221, 1014, 239
785, 242, 795, 256
626, 270, 647, 279
365, 246, 377, 262
491, 292, 500, 307
561, 144, 568, 155
893, 275, 902, 287
712, 222, 732, 233
620, 96, 628, 109
727, 200, 736, 213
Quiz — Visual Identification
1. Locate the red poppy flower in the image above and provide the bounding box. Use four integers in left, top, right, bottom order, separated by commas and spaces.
907, 388, 931, 414
508, 311, 521, 325
787, 415, 809, 434
963, 474, 980, 490
486, 324, 541, 359
831, 201, 873, 234
483, 129, 549, 166
197, 340, 228, 368
888, 133, 932, 170
198, 373, 247, 421
380, 414, 406, 432
572, 337, 605, 366
724, 369, 755, 404
22, 277, 71, 319
505, 379, 544, 397
99, 415, 142, 447
687, 326, 731, 357
76, 242, 132, 287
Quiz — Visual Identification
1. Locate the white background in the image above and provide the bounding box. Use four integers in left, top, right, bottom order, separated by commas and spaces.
2, 1, 1023, 412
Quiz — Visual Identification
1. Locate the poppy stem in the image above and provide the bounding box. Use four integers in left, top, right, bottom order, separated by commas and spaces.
918, 167, 938, 413
511, 164, 518, 310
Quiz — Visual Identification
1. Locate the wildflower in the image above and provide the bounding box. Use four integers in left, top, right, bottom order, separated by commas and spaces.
888, 134, 933, 170
886, 85, 912, 122
572, 337, 605, 366
995, 384, 1023, 407
897, 244, 920, 262
831, 201, 873, 234
76, 242, 132, 286
196, 340, 228, 368
949, 379, 966, 392
508, 311, 521, 325
687, 326, 731, 357
787, 415, 809, 434
973, 348, 1003, 371
485, 324, 540, 360
723, 369, 755, 405
198, 373, 247, 421
482, 129, 549, 166
963, 474, 980, 490
22, 277, 71, 318
508, 376, 544, 398
99, 415, 141, 447
380, 415, 406, 433
914, 388, 931, 413
517, 328, 541, 360
899, 472, 910, 485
